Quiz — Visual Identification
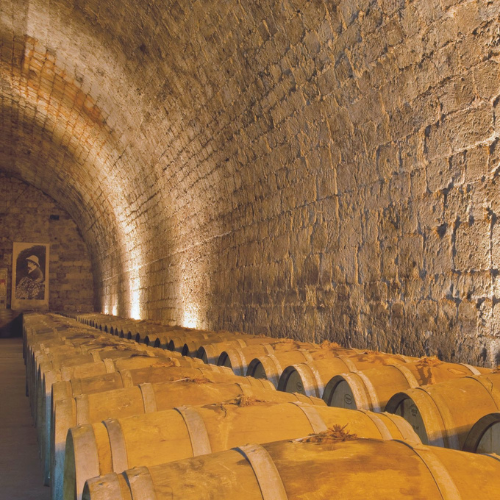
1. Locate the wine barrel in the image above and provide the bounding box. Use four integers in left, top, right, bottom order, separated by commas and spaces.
385, 372, 500, 449
278, 351, 412, 398
48, 361, 266, 490
52, 381, 322, 500
37, 349, 179, 485
83, 436, 500, 500
65, 401, 418, 500
218, 340, 322, 377
463, 412, 500, 454
217, 339, 328, 376
246, 347, 366, 388
51, 363, 269, 423
322, 358, 488, 411
196, 337, 281, 364
143, 327, 194, 348
179, 332, 260, 357
35, 343, 161, 418
27, 333, 104, 405
167, 331, 231, 353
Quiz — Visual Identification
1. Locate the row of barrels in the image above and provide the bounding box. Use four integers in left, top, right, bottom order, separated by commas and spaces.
77, 312, 500, 454
26, 312, 419, 499
26, 312, 500, 499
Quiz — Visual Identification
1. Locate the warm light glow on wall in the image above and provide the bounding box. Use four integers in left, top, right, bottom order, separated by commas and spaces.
129, 269, 142, 320
182, 305, 199, 328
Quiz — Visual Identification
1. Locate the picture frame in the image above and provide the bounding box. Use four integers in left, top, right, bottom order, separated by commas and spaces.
11, 242, 50, 311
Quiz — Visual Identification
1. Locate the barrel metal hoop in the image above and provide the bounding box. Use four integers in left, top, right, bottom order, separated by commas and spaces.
75, 395, 90, 426
231, 347, 246, 376
237, 444, 288, 500
339, 372, 371, 410
87, 473, 122, 499
355, 371, 381, 412
126, 466, 157, 500
103, 418, 129, 473
423, 389, 460, 449
174, 406, 212, 456
396, 355, 413, 363
337, 355, 358, 372
236, 382, 254, 398
290, 401, 328, 434
90, 350, 101, 362
70, 378, 82, 397
139, 383, 158, 414
299, 349, 314, 363
381, 411, 420, 443
303, 361, 325, 397
397, 389, 445, 448
485, 453, 500, 463
459, 363, 481, 376
291, 364, 321, 398
204, 345, 217, 364
390, 364, 420, 389
397, 441, 462, 500
73, 425, 101, 498
104, 358, 116, 373
263, 344, 275, 355
357, 409, 393, 440
120, 370, 134, 388
466, 375, 500, 410
267, 354, 283, 380
236, 339, 247, 348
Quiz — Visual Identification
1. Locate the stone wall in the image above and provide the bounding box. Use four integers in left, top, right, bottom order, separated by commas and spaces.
0, 174, 94, 312
2, 0, 500, 365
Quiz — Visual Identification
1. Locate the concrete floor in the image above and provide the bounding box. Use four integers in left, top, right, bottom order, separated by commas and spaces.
0, 338, 50, 499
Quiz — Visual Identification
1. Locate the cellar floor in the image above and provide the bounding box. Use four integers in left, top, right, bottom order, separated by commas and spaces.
0, 338, 50, 499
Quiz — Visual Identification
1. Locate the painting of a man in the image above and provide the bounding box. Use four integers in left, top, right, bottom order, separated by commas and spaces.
16, 255, 45, 300
12, 243, 50, 310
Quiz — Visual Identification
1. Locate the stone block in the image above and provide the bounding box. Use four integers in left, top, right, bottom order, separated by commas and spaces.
454, 219, 491, 271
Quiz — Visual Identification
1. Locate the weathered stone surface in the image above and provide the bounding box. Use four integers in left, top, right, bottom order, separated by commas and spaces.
0, 0, 499, 364
0, 174, 93, 311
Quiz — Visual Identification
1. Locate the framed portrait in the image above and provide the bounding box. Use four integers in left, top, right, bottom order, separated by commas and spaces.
11, 242, 50, 311
0, 268, 6, 309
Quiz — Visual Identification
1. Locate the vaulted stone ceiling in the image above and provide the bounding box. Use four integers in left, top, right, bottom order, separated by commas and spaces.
1, 0, 500, 365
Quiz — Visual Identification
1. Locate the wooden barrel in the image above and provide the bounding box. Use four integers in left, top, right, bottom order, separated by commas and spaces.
179, 332, 257, 356
35, 342, 160, 417
37, 349, 180, 485
463, 412, 500, 454
218, 340, 321, 376
129, 325, 174, 344
196, 337, 281, 364
167, 331, 228, 353
246, 346, 364, 388
65, 401, 418, 500
143, 327, 194, 348
385, 373, 500, 449
83, 436, 500, 500
27, 333, 103, 406
278, 352, 414, 398
48, 361, 264, 490
322, 358, 488, 411
52, 382, 322, 500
